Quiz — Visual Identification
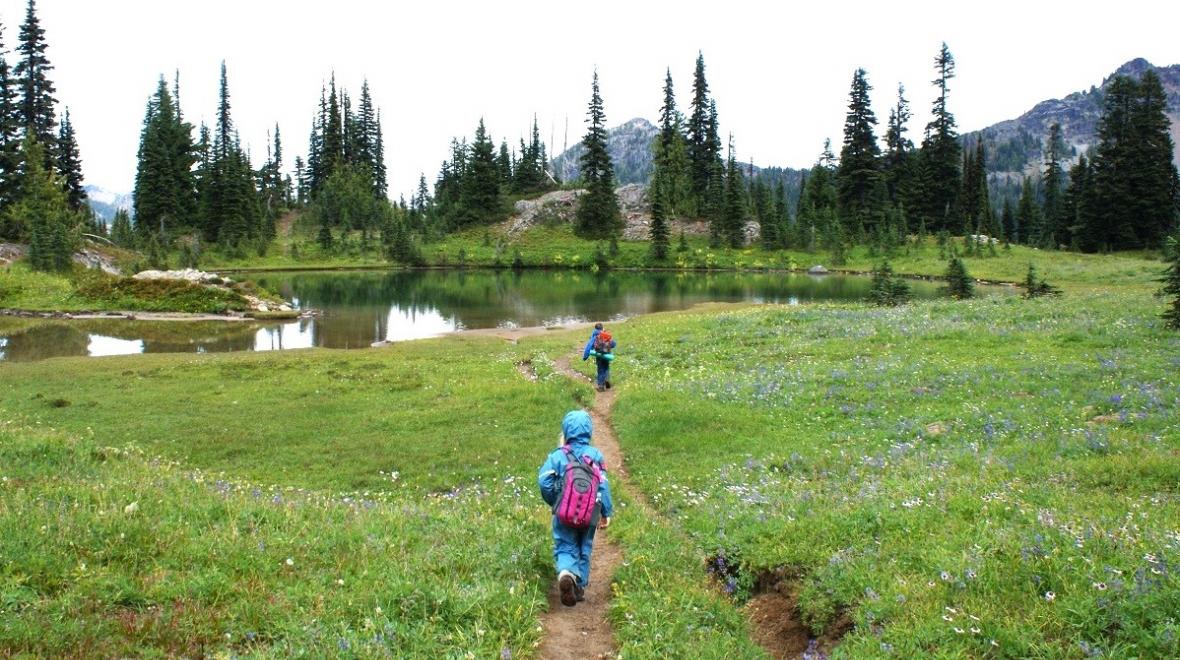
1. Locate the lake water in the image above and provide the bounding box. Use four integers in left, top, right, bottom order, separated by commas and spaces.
0, 269, 968, 362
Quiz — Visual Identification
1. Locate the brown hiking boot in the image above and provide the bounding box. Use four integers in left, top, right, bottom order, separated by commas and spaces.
558, 571, 577, 607
575, 582, 586, 602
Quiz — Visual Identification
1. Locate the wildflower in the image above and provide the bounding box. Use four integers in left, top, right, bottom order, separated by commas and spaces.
285, 557, 294, 566
1044, 591, 1055, 602
940, 571, 952, 582
375, 606, 383, 616
971, 627, 981, 634
1093, 582, 1107, 591
123, 501, 139, 515
965, 568, 977, 580
501, 648, 513, 660
942, 615, 954, 622
336, 579, 345, 586
954, 627, 965, 634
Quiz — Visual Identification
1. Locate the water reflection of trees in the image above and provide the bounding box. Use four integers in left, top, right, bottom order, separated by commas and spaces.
249, 269, 946, 349
0, 319, 262, 361
1, 271, 949, 361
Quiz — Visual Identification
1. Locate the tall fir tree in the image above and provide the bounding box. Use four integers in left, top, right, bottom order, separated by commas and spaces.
652, 67, 691, 216
1081, 72, 1180, 251
686, 52, 719, 211
917, 43, 962, 233
1016, 176, 1041, 246
133, 75, 197, 239
0, 18, 21, 210
1041, 122, 1067, 247
720, 135, 747, 248
13, 134, 73, 271
574, 70, 621, 239
458, 118, 501, 227
14, 0, 56, 160
648, 180, 670, 261
883, 83, 914, 206
1162, 235, 1180, 330
1061, 153, 1089, 249
836, 68, 882, 229
959, 139, 991, 236
55, 107, 85, 210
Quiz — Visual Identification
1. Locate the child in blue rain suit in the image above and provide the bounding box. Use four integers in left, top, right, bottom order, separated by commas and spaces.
582, 323, 616, 392
537, 410, 614, 606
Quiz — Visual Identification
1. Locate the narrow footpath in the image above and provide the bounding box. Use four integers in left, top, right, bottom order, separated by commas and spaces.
535, 354, 633, 660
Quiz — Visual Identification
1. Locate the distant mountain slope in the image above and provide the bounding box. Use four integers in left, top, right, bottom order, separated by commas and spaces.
85, 185, 133, 221
969, 58, 1180, 177
552, 117, 659, 185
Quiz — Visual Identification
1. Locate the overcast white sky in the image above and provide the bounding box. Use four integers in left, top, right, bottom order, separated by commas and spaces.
2, 0, 1178, 197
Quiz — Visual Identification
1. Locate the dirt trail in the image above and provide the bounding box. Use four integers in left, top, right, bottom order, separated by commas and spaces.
535, 354, 632, 660
547, 354, 817, 660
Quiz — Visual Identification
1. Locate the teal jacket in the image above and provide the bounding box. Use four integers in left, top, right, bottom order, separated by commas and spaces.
537, 411, 614, 518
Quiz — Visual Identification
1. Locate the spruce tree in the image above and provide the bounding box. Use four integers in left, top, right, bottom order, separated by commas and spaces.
1021, 263, 1062, 299
917, 43, 962, 233
109, 208, 134, 247
1017, 176, 1042, 246
883, 84, 914, 205
836, 68, 882, 230
959, 139, 991, 237
720, 135, 746, 248
0, 18, 21, 211
1041, 123, 1066, 247
1162, 236, 1180, 330
14, 0, 56, 157
458, 118, 501, 227
13, 135, 73, 271
1062, 153, 1089, 249
652, 67, 691, 216
686, 52, 718, 210
133, 76, 197, 239
943, 256, 974, 299
649, 182, 670, 261
1083, 72, 1180, 251
574, 71, 621, 239
868, 260, 912, 306
54, 108, 85, 210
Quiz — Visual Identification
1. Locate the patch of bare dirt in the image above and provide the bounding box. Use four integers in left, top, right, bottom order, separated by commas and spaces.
744, 580, 852, 659
516, 360, 539, 382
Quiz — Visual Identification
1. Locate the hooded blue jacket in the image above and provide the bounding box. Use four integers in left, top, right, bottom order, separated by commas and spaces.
538, 411, 613, 519
582, 328, 616, 361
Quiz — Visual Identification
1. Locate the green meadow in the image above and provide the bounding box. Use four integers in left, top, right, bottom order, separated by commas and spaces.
2, 250, 1178, 657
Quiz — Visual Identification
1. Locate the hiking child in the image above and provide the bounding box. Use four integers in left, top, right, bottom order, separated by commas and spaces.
537, 410, 614, 607
582, 323, 616, 392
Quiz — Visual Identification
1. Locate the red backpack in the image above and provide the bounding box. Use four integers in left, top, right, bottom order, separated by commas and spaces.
554, 446, 602, 528
593, 331, 613, 355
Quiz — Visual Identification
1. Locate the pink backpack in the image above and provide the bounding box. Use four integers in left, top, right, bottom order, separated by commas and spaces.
554, 446, 602, 528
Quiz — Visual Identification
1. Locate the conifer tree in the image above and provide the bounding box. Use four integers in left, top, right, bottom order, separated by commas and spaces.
1062, 153, 1089, 248
1162, 236, 1180, 330
868, 260, 912, 306
883, 84, 914, 205
652, 67, 691, 216
54, 108, 85, 210
649, 182, 670, 261
720, 135, 746, 248
134, 74, 200, 240
1017, 176, 1042, 246
458, 118, 501, 227
497, 140, 512, 186
797, 141, 838, 252
109, 208, 134, 247
943, 256, 974, 299
1021, 263, 1062, 298
1082, 72, 1180, 251
13, 135, 74, 271
917, 43, 962, 233
574, 71, 621, 239
373, 110, 387, 198
1041, 123, 1066, 247
322, 76, 344, 171
836, 68, 882, 230
14, 0, 56, 158
686, 52, 719, 210
1001, 196, 1017, 244
0, 18, 21, 210
959, 139, 991, 236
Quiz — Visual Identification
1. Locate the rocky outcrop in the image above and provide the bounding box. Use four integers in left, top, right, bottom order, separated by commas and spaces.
504, 184, 719, 241
1, 242, 120, 275
132, 269, 292, 313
